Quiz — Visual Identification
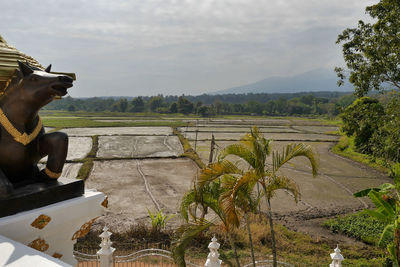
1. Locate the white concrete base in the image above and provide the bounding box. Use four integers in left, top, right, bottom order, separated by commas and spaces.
0, 235, 72, 267
0, 190, 105, 266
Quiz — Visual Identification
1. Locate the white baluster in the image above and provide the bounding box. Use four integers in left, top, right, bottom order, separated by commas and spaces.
329, 245, 344, 267
205, 236, 222, 267
97, 226, 115, 267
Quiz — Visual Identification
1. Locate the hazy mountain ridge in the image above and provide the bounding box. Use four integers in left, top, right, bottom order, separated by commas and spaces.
213, 68, 353, 95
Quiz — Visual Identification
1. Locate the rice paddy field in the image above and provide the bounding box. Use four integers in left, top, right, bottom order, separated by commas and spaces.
39, 113, 390, 231
37, 112, 392, 265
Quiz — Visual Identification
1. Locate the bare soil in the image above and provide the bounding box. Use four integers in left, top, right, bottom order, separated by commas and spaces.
97, 135, 183, 158
85, 158, 198, 232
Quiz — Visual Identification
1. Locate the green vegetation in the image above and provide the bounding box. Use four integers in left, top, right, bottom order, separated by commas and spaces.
337, 92, 400, 172
173, 127, 205, 168
41, 116, 188, 128
179, 216, 386, 267
334, 0, 400, 173
76, 214, 386, 266
352, 174, 400, 265
76, 136, 98, 180
324, 211, 386, 245
76, 160, 94, 180
332, 135, 389, 173
174, 127, 318, 267
147, 209, 175, 232
335, 0, 400, 97
44, 91, 354, 117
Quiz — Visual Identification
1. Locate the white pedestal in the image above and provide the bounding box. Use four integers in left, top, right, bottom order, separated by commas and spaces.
0, 190, 105, 266
0, 235, 72, 267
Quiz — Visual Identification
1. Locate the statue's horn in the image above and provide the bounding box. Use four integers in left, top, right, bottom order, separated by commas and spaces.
45, 64, 52, 73
17, 61, 34, 76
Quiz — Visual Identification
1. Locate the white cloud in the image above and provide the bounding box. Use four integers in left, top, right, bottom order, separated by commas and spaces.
0, 0, 379, 96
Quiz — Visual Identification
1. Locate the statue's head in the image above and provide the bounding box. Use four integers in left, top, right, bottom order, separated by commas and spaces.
15, 61, 73, 107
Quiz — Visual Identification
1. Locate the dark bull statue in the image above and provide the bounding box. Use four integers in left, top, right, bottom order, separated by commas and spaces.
0, 61, 73, 199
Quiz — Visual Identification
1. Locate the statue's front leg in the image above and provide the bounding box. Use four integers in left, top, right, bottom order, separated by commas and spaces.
0, 168, 14, 199
38, 132, 68, 180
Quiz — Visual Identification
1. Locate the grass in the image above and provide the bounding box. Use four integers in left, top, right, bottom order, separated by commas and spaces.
331, 134, 390, 173
182, 215, 386, 266
76, 136, 98, 180
75, 213, 386, 266
324, 211, 386, 245
42, 117, 189, 128
76, 159, 94, 180
41, 110, 203, 119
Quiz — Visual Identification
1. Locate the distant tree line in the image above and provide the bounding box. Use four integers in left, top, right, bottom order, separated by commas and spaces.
44, 91, 355, 117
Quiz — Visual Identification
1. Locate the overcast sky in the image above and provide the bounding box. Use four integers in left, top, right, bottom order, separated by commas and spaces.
1, 0, 377, 97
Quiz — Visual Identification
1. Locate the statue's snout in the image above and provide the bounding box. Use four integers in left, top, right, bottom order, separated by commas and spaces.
59, 75, 73, 84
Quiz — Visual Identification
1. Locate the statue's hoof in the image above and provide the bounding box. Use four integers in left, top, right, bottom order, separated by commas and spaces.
0, 180, 13, 199
36, 170, 59, 183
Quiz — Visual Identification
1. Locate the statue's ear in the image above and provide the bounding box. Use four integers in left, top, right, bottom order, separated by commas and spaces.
45, 64, 52, 73
17, 61, 34, 76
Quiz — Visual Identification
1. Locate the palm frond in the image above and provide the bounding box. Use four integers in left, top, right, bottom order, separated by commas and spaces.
220, 190, 241, 229
172, 221, 212, 267
272, 143, 318, 176
219, 143, 257, 169
179, 190, 196, 221
219, 171, 260, 227
199, 160, 243, 187
265, 175, 301, 202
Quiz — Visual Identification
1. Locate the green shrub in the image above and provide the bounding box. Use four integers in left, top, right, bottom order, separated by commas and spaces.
147, 209, 175, 232
336, 135, 349, 151
324, 211, 386, 245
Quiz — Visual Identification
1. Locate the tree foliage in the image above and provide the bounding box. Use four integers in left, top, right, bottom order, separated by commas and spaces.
131, 96, 145, 112
354, 171, 400, 265
341, 93, 400, 164
199, 127, 318, 267
335, 0, 400, 96
340, 97, 384, 154
44, 92, 352, 117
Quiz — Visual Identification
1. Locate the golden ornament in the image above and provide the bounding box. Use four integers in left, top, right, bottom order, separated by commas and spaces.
101, 196, 108, 208
44, 167, 61, 179
0, 108, 42, 146
71, 217, 98, 240
28, 238, 49, 252
31, 214, 51, 229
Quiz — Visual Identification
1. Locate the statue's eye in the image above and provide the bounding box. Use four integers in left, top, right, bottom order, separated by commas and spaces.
30, 76, 39, 82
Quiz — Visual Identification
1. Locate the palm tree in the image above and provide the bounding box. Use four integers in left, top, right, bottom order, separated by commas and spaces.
199, 126, 318, 267
177, 178, 242, 267
221, 173, 260, 267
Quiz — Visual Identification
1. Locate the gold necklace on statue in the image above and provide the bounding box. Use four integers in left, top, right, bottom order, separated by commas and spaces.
0, 108, 42, 146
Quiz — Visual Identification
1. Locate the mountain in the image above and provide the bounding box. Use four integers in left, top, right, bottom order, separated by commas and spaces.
213, 68, 353, 95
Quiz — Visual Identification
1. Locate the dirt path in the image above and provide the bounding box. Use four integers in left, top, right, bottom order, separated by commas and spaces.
136, 160, 162, 211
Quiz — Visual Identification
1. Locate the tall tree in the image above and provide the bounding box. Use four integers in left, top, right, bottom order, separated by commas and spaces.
118, 98, 128, 112
335, 0, 400, 96
130, 97, 145, 112
148, 96, 163, 112
177, 96, 194, 114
